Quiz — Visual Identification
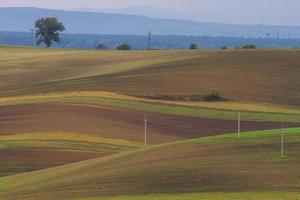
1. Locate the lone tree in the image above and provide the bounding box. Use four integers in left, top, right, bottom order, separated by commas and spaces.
35, 17, 65, 48
116, 43, 131, 50
189, 43, 199, 50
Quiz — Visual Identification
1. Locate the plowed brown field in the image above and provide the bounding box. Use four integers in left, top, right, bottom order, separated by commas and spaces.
1, 104, 299, 144
0, 149, 105, 176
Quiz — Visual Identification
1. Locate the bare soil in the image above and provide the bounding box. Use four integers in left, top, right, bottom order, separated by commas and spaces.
1, 104, 299, 144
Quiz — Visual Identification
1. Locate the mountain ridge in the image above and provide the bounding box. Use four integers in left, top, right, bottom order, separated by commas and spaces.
1, 7, 300, 37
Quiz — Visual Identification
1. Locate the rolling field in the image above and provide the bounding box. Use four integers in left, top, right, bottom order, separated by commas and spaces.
1, 92, 300, 122
0, 47, 200, 97
1, 103, 299, 144
0, 46, 300, 199
1, 95, 299, 178
1, 46, 300, 106
0, 128, 299, 200
0, 129, 141, 176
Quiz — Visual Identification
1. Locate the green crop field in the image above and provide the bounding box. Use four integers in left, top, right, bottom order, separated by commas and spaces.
76, 192, 300, 200
0, 46, 300, 200
0, 128, 300, 200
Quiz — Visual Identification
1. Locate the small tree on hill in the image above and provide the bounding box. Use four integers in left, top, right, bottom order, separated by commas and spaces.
189, 43, 199, 50
35, 17, 65, 48
116, 43, 131, 50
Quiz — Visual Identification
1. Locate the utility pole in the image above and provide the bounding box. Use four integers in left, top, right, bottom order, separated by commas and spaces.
237, 110, 241, 138
144, 115, 148, 145
281, 124, 284, 158
30, 28, 36, 47
147, 30, 152, 50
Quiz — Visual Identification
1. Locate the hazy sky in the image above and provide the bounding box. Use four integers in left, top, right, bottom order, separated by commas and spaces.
0, 0, 299, 26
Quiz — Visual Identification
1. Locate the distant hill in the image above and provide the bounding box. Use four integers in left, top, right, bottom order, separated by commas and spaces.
1, 7, 300, 38
2, 31, 300, 49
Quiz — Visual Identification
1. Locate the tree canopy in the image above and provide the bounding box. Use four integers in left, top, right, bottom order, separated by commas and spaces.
95, 43, 107, 50
35, 17, 65, 48
116, 43, 131, 50
189, 43, 199, 50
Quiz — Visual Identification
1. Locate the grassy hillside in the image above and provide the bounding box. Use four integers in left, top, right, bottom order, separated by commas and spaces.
0, 128, 299, 200
76, 192, 300, 200
1, 47, 300, 106
0, 46, 199, 96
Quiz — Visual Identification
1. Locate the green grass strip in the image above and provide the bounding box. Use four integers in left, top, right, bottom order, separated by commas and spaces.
71, 192, 300, 200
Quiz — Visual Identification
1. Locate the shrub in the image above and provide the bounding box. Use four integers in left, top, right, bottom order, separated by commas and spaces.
204, 89, 223, 101
95, 43, 107, 50
116, 43, 131, 50
221, 46, 228, 50
210, 89, 221, 99
242, 44, 256, 49
189, 43, 199, 50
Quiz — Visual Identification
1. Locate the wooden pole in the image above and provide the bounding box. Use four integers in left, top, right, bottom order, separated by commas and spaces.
281, 124, 284, 158
238, 110, 241, 138
144, 115, 147, 145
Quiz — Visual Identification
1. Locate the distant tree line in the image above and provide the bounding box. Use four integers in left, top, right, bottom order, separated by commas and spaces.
242, 44, 257, 49
95, 43, 132, 50
187, 43, 257, 50
2, 17, 300, 49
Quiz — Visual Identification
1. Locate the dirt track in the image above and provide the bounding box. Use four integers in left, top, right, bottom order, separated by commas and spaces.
1, 104, 299, 144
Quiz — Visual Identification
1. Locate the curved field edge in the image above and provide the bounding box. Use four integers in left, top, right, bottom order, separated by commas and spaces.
0, 132, 142, 149
0, 132, 142, 177
1, 92, 300, 122
71, 192, 300, 200
0, 148, 106, 177
0, 127, 299, 199
0, 132, 142, 152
